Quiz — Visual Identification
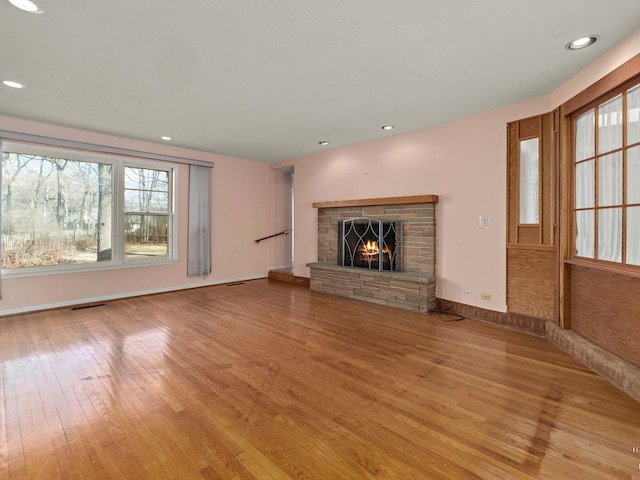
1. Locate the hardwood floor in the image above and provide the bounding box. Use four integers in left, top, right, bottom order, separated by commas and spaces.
1, 279, 639, 479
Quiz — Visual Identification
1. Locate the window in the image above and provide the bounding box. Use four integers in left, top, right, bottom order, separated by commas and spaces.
124, 167, 171, 260
506, 114, 554, 247
1, 141, 176, 272
573, 81, 640, 265
519, 137, 540, 225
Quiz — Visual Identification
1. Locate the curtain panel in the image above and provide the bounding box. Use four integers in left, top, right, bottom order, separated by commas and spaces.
187, 165, 212, 277
0, 138, 3, 298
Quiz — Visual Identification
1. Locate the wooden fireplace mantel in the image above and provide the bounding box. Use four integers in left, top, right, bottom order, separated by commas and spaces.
312, 195, 438, 209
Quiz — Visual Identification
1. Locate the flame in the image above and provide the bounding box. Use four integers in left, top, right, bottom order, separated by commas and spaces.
361, 240, 379, 256
359, 240, 392, 257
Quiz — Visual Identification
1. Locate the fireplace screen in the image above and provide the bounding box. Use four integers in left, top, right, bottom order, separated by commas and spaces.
338, 218, 401, 271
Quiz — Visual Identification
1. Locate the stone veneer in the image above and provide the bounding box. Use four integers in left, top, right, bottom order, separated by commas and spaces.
309, 200, 436, 313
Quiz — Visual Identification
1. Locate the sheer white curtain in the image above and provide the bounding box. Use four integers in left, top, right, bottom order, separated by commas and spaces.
575, 210, 594, 258
598, 208, 622, 262
187, 164, 212, 277
598, 153, 622, 262
627, 206, 640, 265
629, 85, 640, 144
598, 97, 623, 262
576, 110, 595, 161
598, 95, 623, 154
575, 160, 594, 210
575, 111, 595, 258
627, 146, 640, 265
627, 88, 640, 265
576, 98, 627, 262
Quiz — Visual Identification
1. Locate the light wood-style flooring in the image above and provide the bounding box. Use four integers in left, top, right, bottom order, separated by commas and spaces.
1, 279, 639, 479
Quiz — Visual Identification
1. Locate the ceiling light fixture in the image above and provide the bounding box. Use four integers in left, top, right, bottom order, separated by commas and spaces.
7, 0, 43, 13
565, 35, 598, 50
160, 136, 172, 141
2, 80, 25, 89
382, 125, 394, 131
318, 141, 329, 146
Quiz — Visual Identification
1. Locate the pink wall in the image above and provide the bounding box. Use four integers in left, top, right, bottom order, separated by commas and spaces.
271, 27, 640, 313
0, 116, 270, 314
272, 97, 547, 312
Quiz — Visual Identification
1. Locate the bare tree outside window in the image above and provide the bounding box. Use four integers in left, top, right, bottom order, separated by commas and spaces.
1, 142, 176, 271
123, 167, 170, 260
1, 152, 110, 268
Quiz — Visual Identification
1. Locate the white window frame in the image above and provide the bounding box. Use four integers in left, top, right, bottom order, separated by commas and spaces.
1, 140, 178, 277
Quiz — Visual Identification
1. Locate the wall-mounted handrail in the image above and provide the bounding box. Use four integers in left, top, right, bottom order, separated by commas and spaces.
255, 230, 290, 244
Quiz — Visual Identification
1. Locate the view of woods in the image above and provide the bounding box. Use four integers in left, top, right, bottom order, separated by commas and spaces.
123, 165, 170, 260
1, 151, 170, 269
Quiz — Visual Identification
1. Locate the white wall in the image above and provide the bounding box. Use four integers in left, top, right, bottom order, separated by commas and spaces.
0, 116, 270, 314
271, 27, 640, 313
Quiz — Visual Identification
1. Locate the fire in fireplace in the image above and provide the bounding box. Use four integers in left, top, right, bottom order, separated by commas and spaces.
338, 218, 401, 271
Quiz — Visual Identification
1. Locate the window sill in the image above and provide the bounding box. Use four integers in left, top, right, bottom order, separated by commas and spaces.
564, 257, 640, 279
2, 259, 179, 279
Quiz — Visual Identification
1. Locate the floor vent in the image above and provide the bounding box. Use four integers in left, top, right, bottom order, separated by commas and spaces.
225, 282, 246, 287
71, 303, 106, 311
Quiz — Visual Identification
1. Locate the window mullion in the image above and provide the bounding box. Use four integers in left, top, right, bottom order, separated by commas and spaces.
169, 167, 177, 260
112, 161, 125, 264
623, 92, 628, 264
594, 105, 600, 259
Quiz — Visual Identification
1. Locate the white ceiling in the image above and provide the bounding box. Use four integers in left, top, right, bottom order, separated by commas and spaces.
1, 1, 640, 163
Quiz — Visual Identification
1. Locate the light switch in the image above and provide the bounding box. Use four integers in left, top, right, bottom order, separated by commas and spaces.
479, 214, 490, 229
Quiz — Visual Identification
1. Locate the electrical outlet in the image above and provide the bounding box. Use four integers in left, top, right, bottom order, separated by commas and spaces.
480, 293, 491, 300
462, 289, 471, 297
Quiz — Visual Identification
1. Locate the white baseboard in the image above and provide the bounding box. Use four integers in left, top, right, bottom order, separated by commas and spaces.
0, 273, 268, 317
269, 264, 293, 271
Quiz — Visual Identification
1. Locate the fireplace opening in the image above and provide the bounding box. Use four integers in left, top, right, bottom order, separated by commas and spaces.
338, 218, 401, 271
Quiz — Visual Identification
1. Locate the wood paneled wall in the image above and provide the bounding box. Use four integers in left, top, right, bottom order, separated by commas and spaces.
570, 264, 640, 367
507, 246, 555, 319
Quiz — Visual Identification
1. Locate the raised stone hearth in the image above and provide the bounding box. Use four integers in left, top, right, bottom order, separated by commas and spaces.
307, 262, 435, 313
309, 195, 437, 313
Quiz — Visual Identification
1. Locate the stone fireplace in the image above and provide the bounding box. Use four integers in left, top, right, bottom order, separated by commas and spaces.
308, 195, 437, 313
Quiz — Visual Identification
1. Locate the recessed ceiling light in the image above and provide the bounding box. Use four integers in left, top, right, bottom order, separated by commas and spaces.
382, 125, 394, 131
318, 141, 329, 146
566, 35, 598, 50
160, 136, 172, 141
2, 80, 25, 89
7, 0, 43, 13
